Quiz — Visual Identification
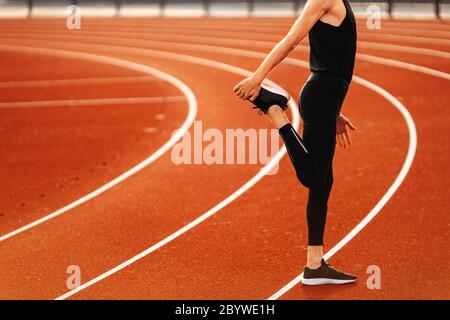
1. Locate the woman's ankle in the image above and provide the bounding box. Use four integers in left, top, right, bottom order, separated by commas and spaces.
306, 245, 324, 269
267, 105, 289, 128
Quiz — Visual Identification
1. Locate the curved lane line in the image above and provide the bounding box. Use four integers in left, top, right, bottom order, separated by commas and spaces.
0, 45, 198, 242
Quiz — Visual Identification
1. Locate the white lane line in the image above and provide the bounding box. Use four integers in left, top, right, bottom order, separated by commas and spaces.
51, 41, 416, 300
0, 76, 157, 88
0, 44, 197, 242
0, 96, 186, 109
268, 74, 417, 300
53, 45, 301, 301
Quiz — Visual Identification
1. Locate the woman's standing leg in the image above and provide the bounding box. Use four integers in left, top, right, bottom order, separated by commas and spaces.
301, 109, 337, 268
299, 74, 343, 268
265, 74, 343, 269
307, 167, 334, 245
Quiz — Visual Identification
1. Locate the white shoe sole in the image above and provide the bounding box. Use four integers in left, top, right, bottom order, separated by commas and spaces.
260, 82, 290, 100
301, 278, 357, 286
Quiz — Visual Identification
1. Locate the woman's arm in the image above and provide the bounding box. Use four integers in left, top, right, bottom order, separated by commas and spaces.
233, 0, 333, 101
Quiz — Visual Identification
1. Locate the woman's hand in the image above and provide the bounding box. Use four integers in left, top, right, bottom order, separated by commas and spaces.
233, 76, 261, 102
336, 113, 356, 148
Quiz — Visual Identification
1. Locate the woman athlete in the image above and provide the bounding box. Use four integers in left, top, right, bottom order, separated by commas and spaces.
233, 0, 358, 285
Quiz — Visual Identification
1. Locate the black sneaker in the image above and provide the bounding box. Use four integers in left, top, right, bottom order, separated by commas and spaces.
250, 84, 290, 115
302, 259, 357, 285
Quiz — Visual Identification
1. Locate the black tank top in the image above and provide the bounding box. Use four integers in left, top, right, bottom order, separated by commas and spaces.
308, 0, 357, 83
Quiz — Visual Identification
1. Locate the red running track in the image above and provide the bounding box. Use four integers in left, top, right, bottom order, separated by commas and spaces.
0, 17, 449, 300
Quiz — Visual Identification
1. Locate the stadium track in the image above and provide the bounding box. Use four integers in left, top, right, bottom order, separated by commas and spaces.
0, 17, 448, 299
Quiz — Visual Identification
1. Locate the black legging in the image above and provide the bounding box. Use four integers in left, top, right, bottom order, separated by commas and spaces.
279, 72, 349, 246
